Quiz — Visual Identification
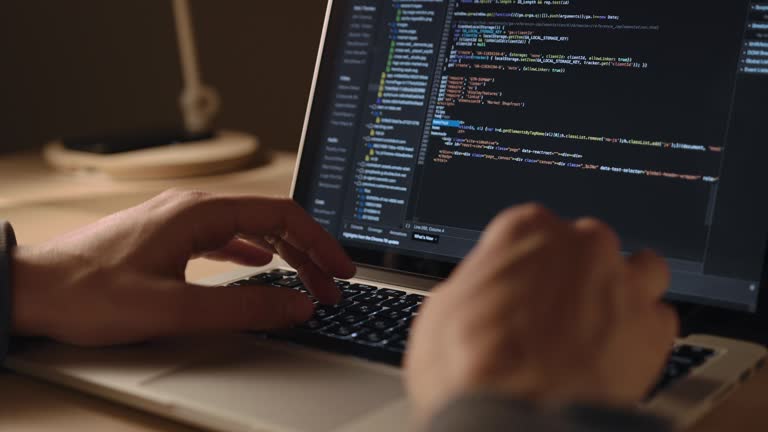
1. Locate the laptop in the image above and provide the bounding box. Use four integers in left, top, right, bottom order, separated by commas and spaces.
8, 0, 768, 430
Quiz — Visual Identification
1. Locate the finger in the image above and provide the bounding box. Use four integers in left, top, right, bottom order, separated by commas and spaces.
266, 234, 341, 305
233, 197, 355, 278
459, 204, 562, 274
240, 234, 342, 304
628, 303, 680, 398
147, 282, 315, 336
202, 238, 275, 267
245, 236, 278, 254
571, 218, 624, 323
572, 218, 622, 260
637, 304, 680, 352
481, 204, 561, 246
625, 249, 670, 303
658, 303, 681, 341
179, 194, 355, 279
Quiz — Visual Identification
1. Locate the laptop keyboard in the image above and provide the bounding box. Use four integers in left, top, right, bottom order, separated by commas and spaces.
647, 344, 717, 400
226, 270, 718, 397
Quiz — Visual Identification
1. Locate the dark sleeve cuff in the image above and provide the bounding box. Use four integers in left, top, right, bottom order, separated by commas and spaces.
424, 394, 672, 432
0, 220, 17, 366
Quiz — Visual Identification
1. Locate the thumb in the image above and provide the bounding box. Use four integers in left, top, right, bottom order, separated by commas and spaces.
149, 283, 315, 336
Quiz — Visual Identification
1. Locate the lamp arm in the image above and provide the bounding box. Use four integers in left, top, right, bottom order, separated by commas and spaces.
172, 0, 220, 135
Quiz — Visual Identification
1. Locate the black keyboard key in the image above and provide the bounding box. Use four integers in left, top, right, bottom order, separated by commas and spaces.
234, 280, 266, 286
356, 331, 386, 345
674, 345, 715, 366
405, 303, 421, 314
669, 355, 696, 368
248, 273, 284, 284
377, 309, 409, 321
387, 323, 410, 338
363, 318, 398, 331
381, 297, 417, 309
350, 283, 379, 292
234, 279, 269, 286
319, 322, 340, 334
664, 362, 685, 379
405, 294, 426, 302
337, 299, 358, 308
333, 312, 368, 325
330, 325, 358, 338
314, 306, 342, 320
669, 345, 714, 368
335, 280, 351, 287
274, 278, 304, 288
348, 304, 383, 315
355, 293, 392, 305
341, 289, 362, 298
385, 335, 407, 352
301, 319, 330, 331
674, 344, 714, 356
690, 346, 715, 357
379, 289, 406, 297
271, 269, 298, 277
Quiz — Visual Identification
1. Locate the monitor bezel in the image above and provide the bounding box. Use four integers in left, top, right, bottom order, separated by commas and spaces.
290, 0, 767, 318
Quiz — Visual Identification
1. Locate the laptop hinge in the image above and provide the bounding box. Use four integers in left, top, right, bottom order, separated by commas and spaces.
354, 265, 442, 292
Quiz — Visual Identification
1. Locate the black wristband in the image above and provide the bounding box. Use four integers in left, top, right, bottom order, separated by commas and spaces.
0, 221, 17, 365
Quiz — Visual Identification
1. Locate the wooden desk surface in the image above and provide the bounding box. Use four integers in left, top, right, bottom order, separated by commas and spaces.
0, 152, 766, 431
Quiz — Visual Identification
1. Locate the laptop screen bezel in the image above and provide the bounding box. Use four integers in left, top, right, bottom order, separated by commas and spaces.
290, 0, 461, 281
290, 0, 767, 317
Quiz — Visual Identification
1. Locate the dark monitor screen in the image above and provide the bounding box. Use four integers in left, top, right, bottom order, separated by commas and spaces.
294, 0, 768, 313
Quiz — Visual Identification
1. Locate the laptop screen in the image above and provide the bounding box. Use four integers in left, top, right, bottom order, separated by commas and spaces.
294, 0, 768, 312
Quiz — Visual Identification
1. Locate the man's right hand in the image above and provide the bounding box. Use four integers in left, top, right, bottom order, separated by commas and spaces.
405, 205, 679, 422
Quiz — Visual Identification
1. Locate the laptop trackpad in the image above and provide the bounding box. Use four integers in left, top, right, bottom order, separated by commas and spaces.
141, 341, 407, 432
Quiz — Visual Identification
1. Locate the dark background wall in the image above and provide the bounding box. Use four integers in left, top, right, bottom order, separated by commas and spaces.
0, 0, 328, 154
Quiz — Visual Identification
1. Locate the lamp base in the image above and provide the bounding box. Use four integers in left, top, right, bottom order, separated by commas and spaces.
43, 130, 260, 180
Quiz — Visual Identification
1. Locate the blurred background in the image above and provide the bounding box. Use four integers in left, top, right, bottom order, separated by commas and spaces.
0, 0, 328, 155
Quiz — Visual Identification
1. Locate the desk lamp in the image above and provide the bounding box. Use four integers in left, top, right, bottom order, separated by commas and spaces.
43, 0, 260, 180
